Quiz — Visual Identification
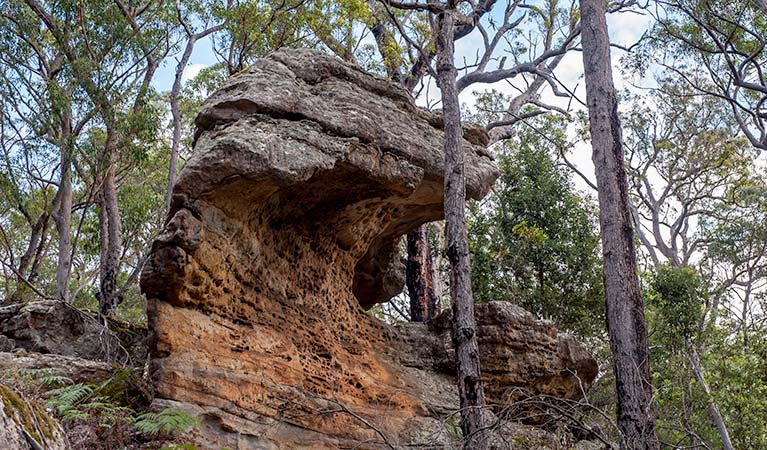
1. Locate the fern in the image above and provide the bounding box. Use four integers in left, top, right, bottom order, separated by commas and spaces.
45, 383, 95, 416
92, 367, 138, 400
14, 367, 73, 387
39, 369, 198, 436
133, 408, 199, 436
40, 374, 74, 387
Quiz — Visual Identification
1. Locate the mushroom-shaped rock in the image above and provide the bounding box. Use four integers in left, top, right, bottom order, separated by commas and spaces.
141, 49, 595, 449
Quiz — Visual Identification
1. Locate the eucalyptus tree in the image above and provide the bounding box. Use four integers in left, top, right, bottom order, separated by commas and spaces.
22, 0, 173, 316
579, 0, 660, 446
0, 0, 99, 302
623, 81, 756, 269
0, 100, 55, 301
650, 0, 767, 151
165, 0, 229, 212
702, 181, 767, 349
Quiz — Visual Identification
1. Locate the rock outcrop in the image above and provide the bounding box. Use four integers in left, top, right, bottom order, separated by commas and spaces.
395, 302, 599, 409
0, 301, 147, 365
0, 351, 115, 384
141, 49, 597, 449
0, 383, 69, 450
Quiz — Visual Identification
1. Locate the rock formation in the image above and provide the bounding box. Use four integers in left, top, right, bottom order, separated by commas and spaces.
0, 383, 69, 450
0, 352, 115, 384
141, 49, 598, 449
0, 301, 147, 365
396, 302, 599, 409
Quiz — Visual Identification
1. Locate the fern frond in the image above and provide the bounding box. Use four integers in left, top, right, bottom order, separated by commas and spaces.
45, 383, 95, 414
134, 408, 199, 436
40, 374, 74, 387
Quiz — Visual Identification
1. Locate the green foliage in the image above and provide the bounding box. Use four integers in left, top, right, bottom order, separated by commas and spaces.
134, 408, 199, 436
467, 116, 604, 336
215, 0, 308, 74
648, 264, 704, 343
445, 414, 462, 438
43, 368, 140, 426
705, 331, 767, 449
29, 367, 199, 441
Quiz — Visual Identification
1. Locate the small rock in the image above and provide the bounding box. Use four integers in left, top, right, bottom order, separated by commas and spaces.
0, 335, 14, 352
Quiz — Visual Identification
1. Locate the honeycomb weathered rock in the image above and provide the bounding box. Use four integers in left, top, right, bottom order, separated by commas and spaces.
141, 49, 596, 449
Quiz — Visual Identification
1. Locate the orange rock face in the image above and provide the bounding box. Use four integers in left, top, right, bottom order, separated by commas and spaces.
141, 49, 596, 449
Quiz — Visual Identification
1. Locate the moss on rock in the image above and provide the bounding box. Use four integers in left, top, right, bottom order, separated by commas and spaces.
0, 383, 68, 449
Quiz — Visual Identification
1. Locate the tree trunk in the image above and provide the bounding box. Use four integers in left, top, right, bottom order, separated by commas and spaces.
15, 214, 47, 281
52, 123, 73, 303
166, 35, 198, 213
11, 212, 49, 302
689, 348, 735, 450
166, 93, 182, 213
436, 8, 488, 449
579, 0, 659, 448
27, 222, 50, 285
406, 225, 439, 321
98, 130, 123, 316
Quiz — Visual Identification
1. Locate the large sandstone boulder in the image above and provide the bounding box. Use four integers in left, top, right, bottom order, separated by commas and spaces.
0, 301, 147, 365
141, 49, 597, 449
395, 302, 599, 408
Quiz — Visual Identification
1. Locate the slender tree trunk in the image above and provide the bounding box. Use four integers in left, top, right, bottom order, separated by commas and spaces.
27, 224, 50, 284
436, 8, 488, 449
165, 20, 225, 212
54, 155, 73, 302
16, 214, 47, 280
166, 35, 197, 213
52, 121, 74, 302
579, 0, 659, 448
688, 348, 734, 450
406, 225, 439, 321
166, 94, 182, 213
11, 212, 49, 301
99, 130, 123, 316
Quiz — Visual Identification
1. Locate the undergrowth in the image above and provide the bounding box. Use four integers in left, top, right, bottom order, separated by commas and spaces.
5, 367, 199, 450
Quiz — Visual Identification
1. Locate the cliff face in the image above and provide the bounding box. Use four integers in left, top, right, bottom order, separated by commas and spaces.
140, 49, 598, 449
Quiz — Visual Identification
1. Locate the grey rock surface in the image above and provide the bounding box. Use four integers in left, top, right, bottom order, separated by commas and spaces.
0, 351, 114, 383
167, 48, 498, 309
0, 301, 147, 365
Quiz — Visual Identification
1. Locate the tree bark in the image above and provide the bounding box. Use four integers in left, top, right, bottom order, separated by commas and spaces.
52, 118, 73, 303
579, 0, 659, 448
98, 130, 123, 316
436, 8, 488, 449
406, 225, 439, 321
53, 154, 73, 302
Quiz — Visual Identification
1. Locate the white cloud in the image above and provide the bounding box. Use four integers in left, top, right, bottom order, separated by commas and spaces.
181, 63, 208, 84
